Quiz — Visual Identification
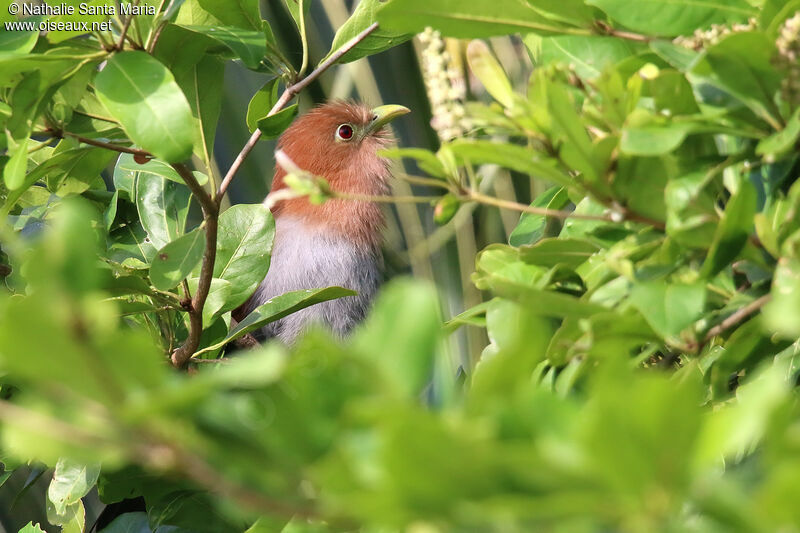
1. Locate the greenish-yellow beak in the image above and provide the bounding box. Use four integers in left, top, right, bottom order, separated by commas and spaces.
366, 104, 410, 135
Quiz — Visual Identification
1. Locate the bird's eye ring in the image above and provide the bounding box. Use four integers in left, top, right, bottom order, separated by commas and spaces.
336, 123, 354, 141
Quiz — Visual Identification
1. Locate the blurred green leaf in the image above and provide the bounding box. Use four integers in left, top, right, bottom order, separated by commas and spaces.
757, 108, 800, 157
378, 147, 446, 178
586, 0, 754, 36
2, 137, 28, 190
700, 179, 756, 278
378, 0, 573, 37
467, 40, 514, 108
354, 278, 440, 398
691, 32, 783, 129
520, 238, 599, 269
534, 35, 640, 79
198, 0, 261, 30
630, 281, 706, 338
449, 139, 572, 187
763, 258, 800, 339
95, 52, 195, 163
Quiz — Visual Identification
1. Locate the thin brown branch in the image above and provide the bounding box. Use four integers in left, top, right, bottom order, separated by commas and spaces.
116, 0, 138, 50
465, 189, 611, 221
215, 22, 380, 203
397, 173, 452, 190
616, 205, 667, 231
72, 109, 120, 124
334, 191, 442, 204
55, 129, 151, 157
170, 164, 218, 369
703, 294, 771, 343
147, 21, 168, 54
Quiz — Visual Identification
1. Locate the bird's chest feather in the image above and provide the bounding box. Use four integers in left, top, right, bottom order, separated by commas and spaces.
249, 215, 382, 343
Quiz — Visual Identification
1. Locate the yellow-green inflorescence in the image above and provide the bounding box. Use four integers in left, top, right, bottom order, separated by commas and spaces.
417, 27, 472, 142
673, 17, 757, 50
776, 12, 800, 107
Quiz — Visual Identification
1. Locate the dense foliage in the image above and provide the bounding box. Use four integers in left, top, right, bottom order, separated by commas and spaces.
1, 0, 800, 531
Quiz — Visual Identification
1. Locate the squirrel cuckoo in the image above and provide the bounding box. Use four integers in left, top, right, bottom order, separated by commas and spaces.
239, 101, 410, 344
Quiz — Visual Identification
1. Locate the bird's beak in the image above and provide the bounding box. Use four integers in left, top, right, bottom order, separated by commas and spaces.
366, 104, 410, 136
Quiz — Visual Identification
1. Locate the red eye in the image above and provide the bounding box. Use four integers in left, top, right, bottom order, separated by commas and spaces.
336, 124, 354, 140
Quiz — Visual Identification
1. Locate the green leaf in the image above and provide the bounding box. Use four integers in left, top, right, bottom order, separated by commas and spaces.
3, 137, 28, 190
509, 186, 570, 246
448, 139, 572, 187
178, 25, 272, 71
691, 32, 783, 129
47, 458, 100, 515
757, 108, 800, 157
630, 281, 706, 338
185, 276, 233, 325
108, 223, 158, 267
94, 51, 194, 163
214, 204, 275, 312
283, 0, 311, 31
443, 300, 492, 333
378, 147, 446, 178
0, 24, 38, 53
135, 172, 192, 249
378, 0, 573, 38
194, 287, 356, 356
17, 523, 46, 533
246, 78, 279, 133
198, 0, 262, 30
665, 171, 718, 248
519, 238, 599, 269
546, 82, 602, 183
700, 179, 756, 278
176, 55, 225, 163
466, 40, 514, 108
649, 40, 700, 71
256, 104, 298, 139
585, 0, 755, 36
149, 228, 206, 291
534, 35, 640, 79
354, 279, 440, 398
114, 153, 208, 196
621, 121, 695, 156
322, 0, 413, 64
97, 512, 150, 533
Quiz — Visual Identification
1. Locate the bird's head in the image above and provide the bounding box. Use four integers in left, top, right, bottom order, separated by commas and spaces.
268, 101, 409, 245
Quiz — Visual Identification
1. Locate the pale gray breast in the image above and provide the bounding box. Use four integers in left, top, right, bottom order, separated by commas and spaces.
247, 215, 382, 345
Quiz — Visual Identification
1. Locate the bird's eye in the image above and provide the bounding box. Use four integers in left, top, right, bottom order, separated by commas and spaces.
336, 124, 354, 141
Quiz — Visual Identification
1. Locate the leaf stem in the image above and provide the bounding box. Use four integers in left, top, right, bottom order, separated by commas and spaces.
298, 0, 309, 77
464, 188, 609, 221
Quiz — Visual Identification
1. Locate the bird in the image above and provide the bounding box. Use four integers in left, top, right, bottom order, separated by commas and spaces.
238, 101, 410, 345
